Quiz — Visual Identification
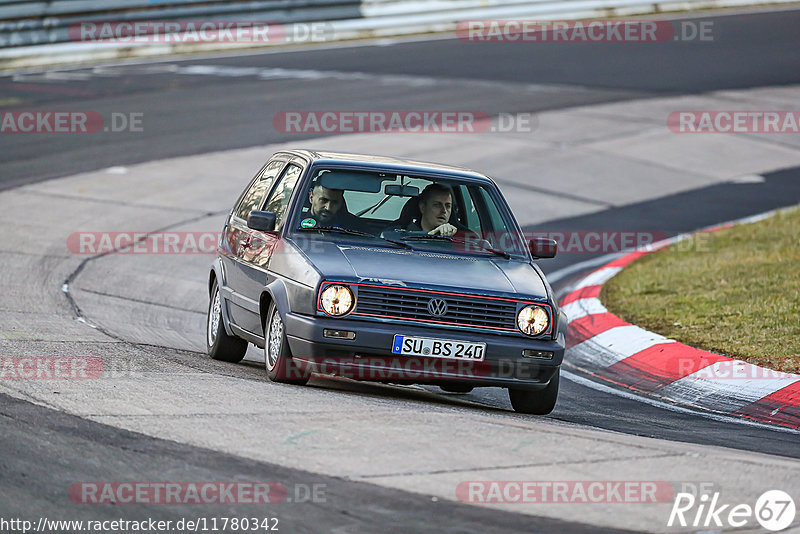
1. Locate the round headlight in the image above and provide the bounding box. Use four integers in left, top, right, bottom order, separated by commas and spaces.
320, 285, 354, 316
517, 305, 549, 336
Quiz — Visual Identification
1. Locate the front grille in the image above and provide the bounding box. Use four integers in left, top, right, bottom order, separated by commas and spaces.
353, 285, 520, 331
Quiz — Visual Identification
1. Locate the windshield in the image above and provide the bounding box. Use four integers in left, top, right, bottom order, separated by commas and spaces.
291, 167, 527, 258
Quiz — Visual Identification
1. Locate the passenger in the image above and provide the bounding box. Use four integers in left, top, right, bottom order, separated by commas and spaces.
407, 183, 458, 236
308, 182, 358, 228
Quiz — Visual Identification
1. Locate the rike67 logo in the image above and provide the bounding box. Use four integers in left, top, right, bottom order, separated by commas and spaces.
668, 489, 796, 531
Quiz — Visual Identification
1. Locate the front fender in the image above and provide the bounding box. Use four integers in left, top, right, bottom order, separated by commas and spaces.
557, 309, 568, 345
210, 259, 236, 337
209, 257, 224, 295
260, 279, 291, 332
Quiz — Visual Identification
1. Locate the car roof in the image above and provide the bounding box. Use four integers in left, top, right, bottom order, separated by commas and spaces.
280, 149, 494, 183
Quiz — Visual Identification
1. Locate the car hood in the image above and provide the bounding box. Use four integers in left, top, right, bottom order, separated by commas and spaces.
293, 239, 549, 299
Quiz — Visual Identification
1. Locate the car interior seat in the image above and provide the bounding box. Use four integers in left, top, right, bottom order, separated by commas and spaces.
390, 195, 463, 229
393, 196, 422, 227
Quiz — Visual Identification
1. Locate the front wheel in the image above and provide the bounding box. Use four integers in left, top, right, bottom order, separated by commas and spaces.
206, 280, 247, 362
264, 303, 309, 385
508, 371, 559, 415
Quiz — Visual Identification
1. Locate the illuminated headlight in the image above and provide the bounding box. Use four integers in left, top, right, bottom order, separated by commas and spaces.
320, 285, 354, 316
517, 305, 549, 336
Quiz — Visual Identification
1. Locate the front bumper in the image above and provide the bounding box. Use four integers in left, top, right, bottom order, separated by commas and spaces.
284, 312, 564, 390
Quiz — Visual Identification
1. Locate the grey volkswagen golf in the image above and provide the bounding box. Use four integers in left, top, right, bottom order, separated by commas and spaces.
206, 149, 566, 414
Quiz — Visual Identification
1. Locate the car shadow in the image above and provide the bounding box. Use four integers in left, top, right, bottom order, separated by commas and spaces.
239, 357, 514, 414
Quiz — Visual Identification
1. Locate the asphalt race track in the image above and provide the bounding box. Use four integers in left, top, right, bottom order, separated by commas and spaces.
1, 7, 800, 533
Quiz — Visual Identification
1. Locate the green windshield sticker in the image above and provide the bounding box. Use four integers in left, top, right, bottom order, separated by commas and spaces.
300, 218, 316, 228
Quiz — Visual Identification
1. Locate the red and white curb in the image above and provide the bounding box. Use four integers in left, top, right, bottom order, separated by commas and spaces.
559, 211, 800, 430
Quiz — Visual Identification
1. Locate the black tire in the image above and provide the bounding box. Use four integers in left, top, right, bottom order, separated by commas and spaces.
508, 371, 559, 415
264, 302, 309, 385
206, 279, 247, 363
439, 384, 474, 394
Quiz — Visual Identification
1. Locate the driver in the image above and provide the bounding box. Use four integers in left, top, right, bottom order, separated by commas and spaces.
407, 183, 458, 236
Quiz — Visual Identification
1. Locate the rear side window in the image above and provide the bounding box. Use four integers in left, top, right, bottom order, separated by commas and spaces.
234, 160, 284, 220
263, 164, 303, 230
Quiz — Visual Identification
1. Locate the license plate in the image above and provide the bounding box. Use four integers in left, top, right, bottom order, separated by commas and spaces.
391, 335, 485, 361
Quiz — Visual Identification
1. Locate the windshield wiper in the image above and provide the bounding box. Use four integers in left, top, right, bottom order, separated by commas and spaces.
400, 234, 511, 258
299, 226, 412, 249
400, 234, 452, 241
478, 247, 511, 259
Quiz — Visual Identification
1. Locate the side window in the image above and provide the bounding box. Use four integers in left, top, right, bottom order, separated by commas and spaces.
233, 160, 284, 220
263, 164, 303, 230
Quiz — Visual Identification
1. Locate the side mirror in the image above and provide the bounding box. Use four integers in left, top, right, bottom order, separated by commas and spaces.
529, 237, 557, 259
247, 211, 277, 232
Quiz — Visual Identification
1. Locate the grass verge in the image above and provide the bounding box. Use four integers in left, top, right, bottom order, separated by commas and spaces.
601, 205, 800, 373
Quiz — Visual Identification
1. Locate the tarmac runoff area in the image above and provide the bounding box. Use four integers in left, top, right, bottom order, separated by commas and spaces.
1, 84, 800, 532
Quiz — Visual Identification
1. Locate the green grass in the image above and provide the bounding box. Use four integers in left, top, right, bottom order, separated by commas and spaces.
601, 206, 800, 373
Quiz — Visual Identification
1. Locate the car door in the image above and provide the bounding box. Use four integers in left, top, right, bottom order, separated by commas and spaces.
231, 160, 305, 335
220, 158, 287, 333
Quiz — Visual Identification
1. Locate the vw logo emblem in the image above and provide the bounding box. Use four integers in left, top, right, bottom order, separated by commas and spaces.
427, 298, 448, 317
